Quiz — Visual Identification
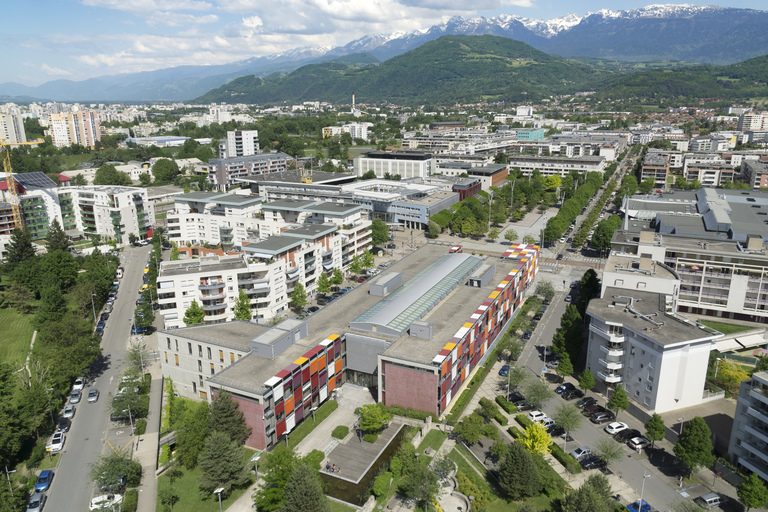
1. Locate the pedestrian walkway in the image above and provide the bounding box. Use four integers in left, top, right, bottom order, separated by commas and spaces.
133, 358, 163, 512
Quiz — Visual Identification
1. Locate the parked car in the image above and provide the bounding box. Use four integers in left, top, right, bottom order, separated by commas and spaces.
35, 470, 53, 492
590, 411, 616, 424
576, 396, 597, 408
616, 429, 641, 442
62, 405, 75, 419
522, 331, 532, 340
498, 365, 510, 376
507, 392, 524, 403
47, 432, 65, 452
546, 360, 560, 369
72, 377, 85, 391
515, 401, 534, 411
110, 409, 136, 423
69, 389, 82, 404
604, 422, 628, 435
546, 424, 565, 437
26, 492, 45, 512
385, 243, 396, 249
89, 494, 123, 511
628, 437, 651, 450
96, 328, 104, 338
306, 306, 320, 314
580, 456, 607, 471
55, 417, 70, 433
87, 389, 100, 403
569, 446, 592, 462
356, 277, 366, 283
130, 325, 146, 335
564, 295, 572, 302
582, 404, 604, 416
555, 383, 575, 394
98, 475, 126, 493
100, 313, 109, 322
96, 321, 105, 330
527, 410, 546, 423
543, 298, 551, 305
533, 313, 543, 321
556, 254, 563, 260
562, 389, 584, 400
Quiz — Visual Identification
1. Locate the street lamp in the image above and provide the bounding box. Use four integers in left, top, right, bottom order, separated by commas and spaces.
90, 292, 97, 322
639, 471, 651, 507
44, 387, 56, 427
469, 495, 474, 511
5, 466, 16, 499
678, 416, 685, 436
214, 487, 225, 512
714, 358, 722, 378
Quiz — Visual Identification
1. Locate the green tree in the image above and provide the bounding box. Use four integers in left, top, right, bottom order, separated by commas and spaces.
170, 245, 180, 261
370, 219, 389, 246
562, 473, 612, 512
579, 369, 596, 391
2, 282, 35, 314
290, 283, 308, 312
607, 384, 629, 420
197, 431, 250, 497
34, 285, 67, 328
593, 437, 624, 468
139, 173, 153, 186
209, 390, 252, 445
506, 366, 527, 390
89, 452, 143, 489
70, 173, 88, 186
556, 354, 574, 382
498, 442, 540, 500
279, 464, 330, 512
398, 461, 440, 508
520, 422, 551, 456
357, 404, 392, 433
129, 233, 138, 245
544, 175, 562, 190
152, 159, 181, 184
176, 401, 211, 469
183, 300, 205, 326
523, 235, 536, 245
254, 445, 302, 512
233, 290, 252, 321
0, 364, 24, 467
504, 229, 518, 242
645, 413, 666, 448
738, 472, 768, 511
2, 227, 35, 274
638, 177, 656, 194
94, 164, 131, 186
523, 379, 555, 410
674, 416, 715, 476
535, 280, 555, 300
135, 301, 155, 329
427, 220, 441, 238
46, 218, 70, 253
454, 413, 485, 445
330, 268, 344, 288
755, 355, 768, 373
552, 403, 582, 451
159, 485, 180, 512
717, 359, 749, 395
349, 254, 363, 276
316, 272, 331, 296
488, 227, 500, 240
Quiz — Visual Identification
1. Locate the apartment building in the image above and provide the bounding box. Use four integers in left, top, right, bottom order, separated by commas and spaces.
219, 130, 260, 159
48, 111, 101, 148
647, 149, 683, 169
641, 153, 670, 189
728, 371, 768, 482
683, 163, 735, 187
738, 112, 768, 132
742, 161, 768, 189
434, 163, 508, 191
353, 150, 433, 179
322, 123, 371, 141
505, 154, 606, 177
204, 153, 289, 190
0, 113, 26, 144
166, 192, 263, 246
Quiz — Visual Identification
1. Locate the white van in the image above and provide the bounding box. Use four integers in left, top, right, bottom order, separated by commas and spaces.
694, 493, 721, 509
116, 267, 124, 279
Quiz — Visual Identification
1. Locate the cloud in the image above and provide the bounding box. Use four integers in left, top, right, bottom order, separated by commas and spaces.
79, 0, 213, 13
146, 12, 219, 27
41, 64, 71, 76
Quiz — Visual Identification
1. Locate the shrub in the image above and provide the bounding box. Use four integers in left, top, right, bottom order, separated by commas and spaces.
549, 443, 582, 474
496, 395, 517, 414
446, 389, 472, 425
515, 413, 534, 430
158, 444, 170, 466
390, 456, 403, 479
305, 449, 324, 471
382, 404, 437, 422
331, 426, 349, 439
372, 471, 392, 497
139, 373, 152, 395
364, 433, 379, 443
287, 400, 339, 448
123, 489, 139, 512
508, 426, 523, 439
532, 453, 567, 497
28, 440, 47, 469
134, 419, 147, 435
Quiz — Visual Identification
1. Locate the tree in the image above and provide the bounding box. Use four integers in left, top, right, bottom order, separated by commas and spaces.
159, 485, 180, 512
498, 442, 540, 500
0, 364, 24, 468
535, 280, 555, 301
562, 473, 613, 512
544, 175, 562, 191
504, 229, 518, 242
46, 219, 70, 253
349, 254, 363, 276
739, 473, 768, 511
152, 159, 181, 184
34, 285, 68, 328
578, 369, 596, 391
198, 431, 250, 496
330, 268, 344, 288
556, 354, 574, 382
71, 173, 88, 186
290, 283, 308, 312
506, 340, 523, 362
523, 235, 536, 245
233, 290, 252, 321
674, 416, 715, 476
454, 413, 485, 445
94, 164, 131, 186
552, 403, 582, 451
139, 173, 153, 186
717, 359, 749, 395
89, 452, 143, 489
645, 413, 666, 448
755, 355, 768, 373
2, 227, 35, 273
129, 233, 138, 245
432, 454, 455, 481
607, 384, 629, 420
254, 445, 302, 512
176, 401, 211, 469
398, 461, 440, 508
519, 422, 551, 456
183, 300, 205, 326
523, 379, 555, 409
370, 219, 389, 246
507, 366, 527, 390
135, 301, 155, 329
427, 220, 441, 238
593, 438, 624, 468
3, 282, 35, 314
316, 272, 331, 296
488, 441, 509, 463
357, 404, 392, 433
209, 390, 252, 445
639, 177, 656, 194
280, 464, 330, 512
488, 227, 500, 240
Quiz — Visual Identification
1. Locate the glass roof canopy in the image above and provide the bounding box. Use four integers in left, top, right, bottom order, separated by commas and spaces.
350, 253, 482, 337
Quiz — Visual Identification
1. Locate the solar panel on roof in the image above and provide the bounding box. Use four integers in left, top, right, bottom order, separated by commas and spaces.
14, 172, 57, 190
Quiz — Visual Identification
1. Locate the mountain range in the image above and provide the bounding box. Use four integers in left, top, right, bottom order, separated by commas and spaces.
2, 4, 768, 102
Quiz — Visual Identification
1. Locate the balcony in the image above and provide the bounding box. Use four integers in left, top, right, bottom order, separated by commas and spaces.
599, 344, 625, 357
202, 302, 227, 312
199, 280, 225, 290
304, 255, 316, 265
598, 358, 624, 370
286, 273, 300, 283
589, 324, 624, 343
746, 423, 768, 446
200, 291, 226, 300
738, 457, 768, 484
751, 387, 768, 408
239, 277, 269, 286
748, 406, 768, 425
597, 371, 622, 384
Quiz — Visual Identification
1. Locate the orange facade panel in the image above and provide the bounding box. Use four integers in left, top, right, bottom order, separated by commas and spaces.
319, 354, 327, 371
285, 397, 294, 416
335, 358, 342, 375
310, 359, 318, 375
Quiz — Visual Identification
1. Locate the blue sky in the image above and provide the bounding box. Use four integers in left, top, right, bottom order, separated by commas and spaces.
2, 0, 765, 87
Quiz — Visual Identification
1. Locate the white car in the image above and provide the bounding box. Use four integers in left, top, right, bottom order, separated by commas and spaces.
628, 436, 650, 450
527, 410, 546, 423
559, 237, 567, 244
72, 377, 85, 391
546, 360, 560, 369
569, 446, 592, 461
89, 494, 123, 511
604, 422, 628, 435
47, 431, 65, 452
62, 405, 75, 419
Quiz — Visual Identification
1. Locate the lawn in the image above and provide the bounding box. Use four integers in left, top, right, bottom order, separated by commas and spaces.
700, 320, 752, 335
155, 450, 256, 512
0, 306, 35, 365
328, 499, 356, 512
416, 429, 447, 456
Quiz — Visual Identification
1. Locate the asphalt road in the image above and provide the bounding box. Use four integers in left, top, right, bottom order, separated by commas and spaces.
46, 245, 151, 512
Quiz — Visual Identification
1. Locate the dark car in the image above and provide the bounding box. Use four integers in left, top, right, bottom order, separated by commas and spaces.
100, 313, 109, 322
135, 297, 145, 306
317, 298, 328, 306
523, 331, 532, 340
590, 411, 616, 424
386, 243, 396, 249
96, 321, 105, 330
616, 429, 641, 442
543, 298, 551, 305
96, 328, 104, 338
547, 424, 565, 437
56, 417, 71, 433
307, 306, 320, 313
562, 389, 584, 400
533, 313, 543, 321
583, 405, 605, 416
507, 392, 524, 403
555, 382, 575, 394
580, 456, 607, 471
498, 365, 510, 376
556, 254, 563, 260
576, 396, 597, 408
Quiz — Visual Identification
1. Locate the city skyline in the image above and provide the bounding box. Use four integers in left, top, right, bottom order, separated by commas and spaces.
2, 0, 766, 88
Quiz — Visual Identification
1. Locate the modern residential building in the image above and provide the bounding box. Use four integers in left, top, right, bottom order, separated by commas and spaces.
683, 163, 735, 187
728, 371, 768, 482
158, 243, 539, 450
738, 112, 768, 132
166, 192, 264, 247
322, 123, 371, 141
203, 153, 289, 190
219, 130, 260, 159
47, 111, 101, 148
353, 150, 433, 180
640, 153, 670, 189
504, 154, 606, 177
742, 160, 768, 189
0, 113, 26, 144
434, 163, 508, 191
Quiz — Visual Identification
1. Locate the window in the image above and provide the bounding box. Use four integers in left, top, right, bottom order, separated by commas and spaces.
646, 384, 653, 392
207, 347, 212, 359
192, 382, 197, 393
164, 352, 168, 363
644, 396, 651, 406
198, 360, 202, 372
199, 375, 204, 387
640, 364, 644, 369
188, 343, 192, 355
167, 338, 171, 349
210, 363, 215, 375
198, 345, 203, 357
230, 353, 235, 363
175, 354, 179, 366
637, 377, 642, 382
175, 340, 179, 351
219, 350, 224, 363
238, 354, 242, 360
635, 390, 640, 397
200, 391, 207, 399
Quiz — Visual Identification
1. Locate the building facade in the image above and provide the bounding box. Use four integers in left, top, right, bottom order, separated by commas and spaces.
0, 113, 27, 144
219, 130, 260, 159
166, 192, 263, 247
48, 111, 101, 148
728, 371, 768, 482
353, 150, 433, 180
204, 153, 288, 190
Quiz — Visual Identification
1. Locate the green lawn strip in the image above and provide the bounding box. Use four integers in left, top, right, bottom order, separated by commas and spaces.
287, 399, 338, 449
0, 307, 35, 366
484, 495, 555, 512
416, 430, 447, 455
454, 443, 498, 485
36, 454, 60, 471
328, 499, 357, 512
700, 320, 753, 335
156, 450, 256, 512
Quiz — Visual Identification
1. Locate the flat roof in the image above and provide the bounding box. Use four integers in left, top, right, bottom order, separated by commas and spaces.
242, 236, 303, 255
175, 191, 263, 206
236, 169, 355, 185
398, 190, 457, 207
282, 224, 338, 238
304, 202, 363, 215
263, 199, 320, 211
587, 287, 721, 347
162, 320, 271, 352
159, 255, 247, 277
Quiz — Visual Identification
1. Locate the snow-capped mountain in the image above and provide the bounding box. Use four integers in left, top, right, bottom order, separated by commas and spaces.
265, 45, 331, 62
514, 13, 583, 38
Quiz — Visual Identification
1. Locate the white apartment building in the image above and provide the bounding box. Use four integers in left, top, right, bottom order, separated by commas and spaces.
219, 130, 260, 159
739, 112, 768, 132
204, 153, 289, 190
728, 371, 768, 481
48, 111, 101, 148
640, 153, 670, 189
322, 123, 372, 141
683, 163, 735, 187
166, 192, 264, 246
505, 154, 606, 177
353, 150, 433, 179
0, 113, 27, 144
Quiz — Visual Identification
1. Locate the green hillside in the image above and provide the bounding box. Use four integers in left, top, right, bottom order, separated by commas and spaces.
196, 35, 612, 105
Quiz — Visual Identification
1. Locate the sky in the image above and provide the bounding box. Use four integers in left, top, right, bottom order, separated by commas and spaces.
2, 0, 765, 86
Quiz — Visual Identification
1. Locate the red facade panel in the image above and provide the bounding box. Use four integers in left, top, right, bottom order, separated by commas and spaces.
229, 395, 267, 451
383, 362, 438, 417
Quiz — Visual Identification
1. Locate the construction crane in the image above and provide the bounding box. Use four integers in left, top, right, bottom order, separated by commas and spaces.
0, 138, 45, 230
300, 156, 313, 184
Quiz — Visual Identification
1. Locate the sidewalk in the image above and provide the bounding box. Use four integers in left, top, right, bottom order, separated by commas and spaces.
133, 355, 163, 512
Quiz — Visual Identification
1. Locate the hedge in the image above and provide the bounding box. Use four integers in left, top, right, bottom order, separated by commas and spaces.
123, 489, 139, 512
508, 426, 523, 439
495, 395, 517, 414
382, 404, 437, 422
287, 399, 339, 449
331, 425, 349, 439
134, 419, 147, 436
515, 413, 535, 430
549, 443, 582, 474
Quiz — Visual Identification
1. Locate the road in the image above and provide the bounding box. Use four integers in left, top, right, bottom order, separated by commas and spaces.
46, 245, 151, 512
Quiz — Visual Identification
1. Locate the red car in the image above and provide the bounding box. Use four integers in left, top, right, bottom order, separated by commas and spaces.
356, 276, 367, 283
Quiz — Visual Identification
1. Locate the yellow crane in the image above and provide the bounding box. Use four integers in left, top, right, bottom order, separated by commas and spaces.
0, 138, 45, 230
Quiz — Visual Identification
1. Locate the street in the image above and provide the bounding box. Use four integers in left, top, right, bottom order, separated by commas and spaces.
46, 245, 151, 512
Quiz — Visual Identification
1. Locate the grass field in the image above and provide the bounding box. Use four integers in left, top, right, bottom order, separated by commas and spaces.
700, 320, 752, 335
416, 429, 447, 456
0, 307, 35, 366
328, 499, 357, 512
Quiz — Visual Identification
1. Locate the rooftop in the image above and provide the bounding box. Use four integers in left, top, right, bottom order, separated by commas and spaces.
159, 254, 247, 277
242, 236, 303, 255
236, 169, 355, 186
176, 191, 263, 206
161, 320, 272, 352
